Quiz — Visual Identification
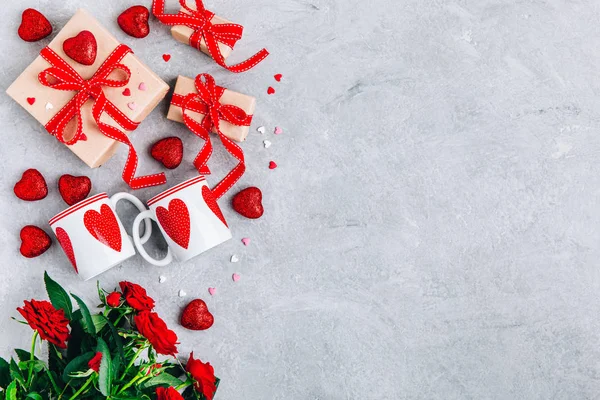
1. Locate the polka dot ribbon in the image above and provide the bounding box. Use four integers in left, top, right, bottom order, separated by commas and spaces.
38, 45, 166, 190
170, 73, 252, 199
152, 0, 269, 73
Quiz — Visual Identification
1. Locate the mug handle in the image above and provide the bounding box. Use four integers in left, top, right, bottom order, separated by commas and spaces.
132, 210, 174, 267
109, 192, 152, 245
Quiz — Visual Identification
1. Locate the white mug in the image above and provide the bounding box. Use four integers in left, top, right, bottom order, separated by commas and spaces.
132, 175, 232, 266
49, 192, 152, 281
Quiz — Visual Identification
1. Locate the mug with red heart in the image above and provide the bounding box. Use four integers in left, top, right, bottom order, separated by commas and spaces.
49, 192, 152, 280
132, 175, 231, 266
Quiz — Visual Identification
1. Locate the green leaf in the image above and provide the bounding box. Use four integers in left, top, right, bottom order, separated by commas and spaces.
139, 373, 185, 390
14, 349, 38, 363
96, 338, 112, 396
97, 281, 107, 306
62, 351, 94, 382
5, 381, 17, 400
91, 314, 108, 333
44, 272, 72, 320
26, 393, 42, 400
0, 357, 10, 389
17, 360, 44, 374
9, 359, 24, 387
70, 294, 95, 335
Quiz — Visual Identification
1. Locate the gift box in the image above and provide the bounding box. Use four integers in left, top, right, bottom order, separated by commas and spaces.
7, 9, 169, 188
152, 0, 269, 73
167, 75, 255, 142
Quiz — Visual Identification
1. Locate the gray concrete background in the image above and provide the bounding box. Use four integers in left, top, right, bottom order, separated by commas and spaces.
2, 0, 600, 399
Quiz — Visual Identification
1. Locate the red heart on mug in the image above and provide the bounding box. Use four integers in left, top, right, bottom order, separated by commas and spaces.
18, 9, 52, 42
118, 5, 150, 39
20, 225, 52, 258
14, 169, 48, 201
58, 174, 92, 206
156, 199, 190, 249
202, 186, 228, 227
84, 204, 122, 252
232, 187, 264, 219
55, 227, 77, 272
181, 299, 214, 331
63, 30, 97, 66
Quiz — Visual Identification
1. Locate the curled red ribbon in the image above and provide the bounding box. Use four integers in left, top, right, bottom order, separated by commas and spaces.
171, 74, 251, 199
152, 0, 269, 73
38, 45, 166, 190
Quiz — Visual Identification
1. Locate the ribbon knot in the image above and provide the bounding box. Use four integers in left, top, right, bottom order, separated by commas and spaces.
171, 73, 251, 199
38, 44, 166, 190
152, 0, 269, 73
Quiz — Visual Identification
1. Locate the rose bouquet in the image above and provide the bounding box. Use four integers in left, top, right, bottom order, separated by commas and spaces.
0, 272, 218, 400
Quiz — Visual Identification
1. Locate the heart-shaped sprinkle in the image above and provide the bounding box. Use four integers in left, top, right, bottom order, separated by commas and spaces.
163, 54, 171, 62
58, 174, 92, 206
159, 276, 167, 283
274, 126, 283, 135
45, 102, 53, 110
179, 290, 187, 297
231, 254, 239, 263
241, 238, 251, 246
232, 273, 240, 282
232, 187, 264, 219
117, 5, 150, 39
269, 161, 278, 169
181, 299, 214, 331
27, 97, 36, 106
63, 30, 97, 66
20, 225, 52, 258
138, 82, 147, 91
150, 137, 183, 169
122, 88, 131, 96
274, 74, 283, 82
208, 287, 216, 296
127, 102, 137, 110
257, 126, 266, 134
267, 87, 275, 95
264, 140, 272, 148
18, 9, 52, 42
14, 169, 48, 201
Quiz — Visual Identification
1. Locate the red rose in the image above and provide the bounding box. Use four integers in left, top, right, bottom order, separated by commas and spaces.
88, 351, 102, 372
134, 311, 178, 355
17, 300, 70, 348
106, 292, 122, 308
186, 352, 217, 400
156, 387, 184, 400
119, 281, 155, 311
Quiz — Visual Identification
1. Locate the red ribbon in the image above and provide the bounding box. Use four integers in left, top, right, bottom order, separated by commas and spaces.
152, 0, 269, 73
38, 45, 166, 190
171, 74, 250, 199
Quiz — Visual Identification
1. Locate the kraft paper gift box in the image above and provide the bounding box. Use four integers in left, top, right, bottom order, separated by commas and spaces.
167, 75, 256, 142
6, 9, 169, 168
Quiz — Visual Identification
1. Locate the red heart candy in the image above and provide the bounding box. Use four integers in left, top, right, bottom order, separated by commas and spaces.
118, 5, 150, 39
63, 30, 97, 66
122, 88, 131, 96
274, 74, 283, 82
181, 299, 214, 331
58, 174, 92, 206
26, 97, 36, 105
20, 225, 52, 258
84, 204, 122, 252
150, 137, 183, 169
267, 86, 275, 95
18, 9, 52, 42
156, 199, 190, 249
269, 161, 278, 169
162, 54, 171, 62
232, 187, 264, 219
14, 169, 48, 201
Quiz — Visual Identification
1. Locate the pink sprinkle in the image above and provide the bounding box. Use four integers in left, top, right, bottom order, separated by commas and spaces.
269, 161, 278, 170
208, 287, 216, 296
127, 102, 137, 110
138, 82, 147, 91
274, 127, 283, 135
241, 238, 251, 246
232, 273, 240, 282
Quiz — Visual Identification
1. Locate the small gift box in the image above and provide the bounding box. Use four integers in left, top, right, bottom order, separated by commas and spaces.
152, 0, 269, 73
167, 73, 254, 199
7, 9, 168, 189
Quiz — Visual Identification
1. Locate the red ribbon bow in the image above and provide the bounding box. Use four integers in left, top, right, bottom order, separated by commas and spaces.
171, 74, 251, 199
38, 45, 166, 190
152, 0, 269, 73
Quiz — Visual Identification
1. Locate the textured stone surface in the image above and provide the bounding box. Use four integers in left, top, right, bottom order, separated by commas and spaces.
2, 1, 600, 399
